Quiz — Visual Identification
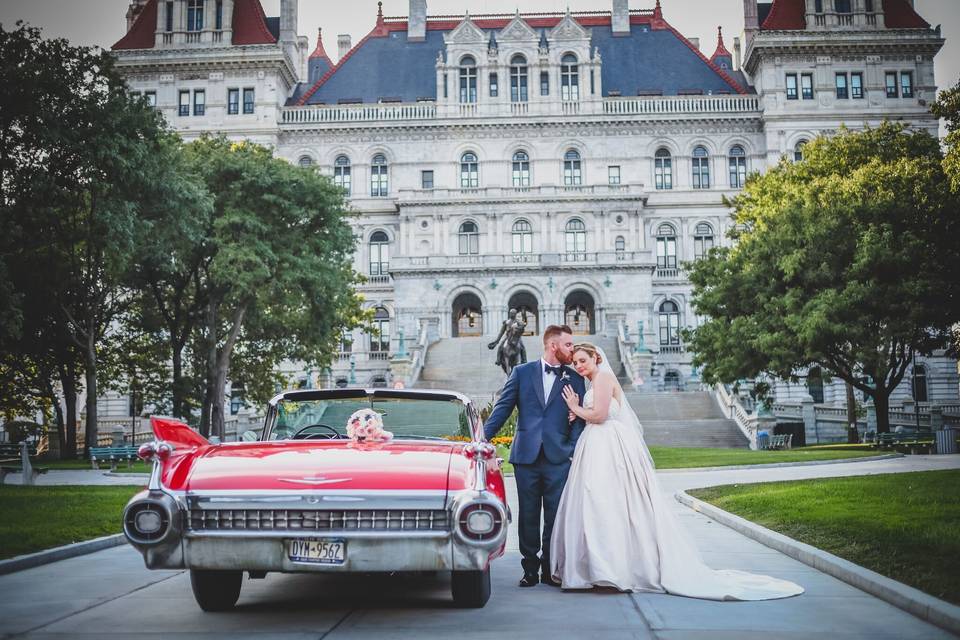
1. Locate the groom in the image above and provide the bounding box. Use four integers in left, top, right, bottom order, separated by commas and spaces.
484, 324, 586, 587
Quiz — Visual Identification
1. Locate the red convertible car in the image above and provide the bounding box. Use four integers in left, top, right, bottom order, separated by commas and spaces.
122, 389, 509, 610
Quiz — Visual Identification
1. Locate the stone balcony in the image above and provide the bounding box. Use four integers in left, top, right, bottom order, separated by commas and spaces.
280, 94, 762, 129
390, 250, 654, 274
397, 183, 647, 206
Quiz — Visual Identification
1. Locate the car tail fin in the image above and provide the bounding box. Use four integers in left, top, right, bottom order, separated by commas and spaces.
150, 416, 209, 449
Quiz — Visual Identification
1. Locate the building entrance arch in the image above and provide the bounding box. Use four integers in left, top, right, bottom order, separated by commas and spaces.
452, 292, 483, 337
564, 289, 595, 335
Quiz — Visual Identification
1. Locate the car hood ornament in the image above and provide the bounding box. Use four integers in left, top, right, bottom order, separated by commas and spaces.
277, 477, 352, 485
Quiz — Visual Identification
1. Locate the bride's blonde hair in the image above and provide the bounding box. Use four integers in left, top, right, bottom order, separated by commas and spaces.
573, 342, 603, 365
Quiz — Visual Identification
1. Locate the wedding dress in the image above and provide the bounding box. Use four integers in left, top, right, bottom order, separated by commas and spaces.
550, 374, 804, 600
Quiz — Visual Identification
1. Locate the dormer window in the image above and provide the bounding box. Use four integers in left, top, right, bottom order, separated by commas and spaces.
561, 54, 579, 101
510, 55, 528, 103
459, 56, 477, 104
187, 0, 204, 31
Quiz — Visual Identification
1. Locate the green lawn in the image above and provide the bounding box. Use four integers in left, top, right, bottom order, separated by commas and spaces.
689, 470, 960, 605
0, 485, 143, 560
495, 445, 885, 475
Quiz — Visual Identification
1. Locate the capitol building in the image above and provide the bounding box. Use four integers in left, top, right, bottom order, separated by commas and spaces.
108, 0, 958, 421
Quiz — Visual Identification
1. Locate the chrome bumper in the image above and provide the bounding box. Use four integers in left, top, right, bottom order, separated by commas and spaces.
125, 488, 507, 574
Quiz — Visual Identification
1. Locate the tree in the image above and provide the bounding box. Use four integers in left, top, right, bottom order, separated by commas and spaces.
687, 123, 960, 434
182, 137, 366, 439
932, 76, 960, 194
0, 23, 203, 452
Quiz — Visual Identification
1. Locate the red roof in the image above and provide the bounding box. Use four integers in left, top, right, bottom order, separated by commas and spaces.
883, 0, 929, 28
112, 0, 275, 50
711, 26, 732, 59
309, 27, 331, 61
112, 0, 157, 50
760, 0, 806, 30
760, 0, 930, 30
231, 0, 276, 45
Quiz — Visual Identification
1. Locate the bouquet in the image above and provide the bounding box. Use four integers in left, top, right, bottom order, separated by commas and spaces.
346, 409, 393, 443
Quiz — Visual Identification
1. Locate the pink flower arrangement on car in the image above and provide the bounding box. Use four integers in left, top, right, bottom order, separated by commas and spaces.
346, 409, 393, 443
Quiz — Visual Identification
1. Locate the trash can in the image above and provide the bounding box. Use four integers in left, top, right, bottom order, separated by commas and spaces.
935, 427, 957, 455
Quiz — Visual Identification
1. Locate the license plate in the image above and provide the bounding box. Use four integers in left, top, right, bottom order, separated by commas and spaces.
287, 538, 346, 564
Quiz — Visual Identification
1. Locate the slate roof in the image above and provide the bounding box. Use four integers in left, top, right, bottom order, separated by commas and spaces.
112, 0, 276, 50
759, 0, 929, 30
294, 10, 749, 106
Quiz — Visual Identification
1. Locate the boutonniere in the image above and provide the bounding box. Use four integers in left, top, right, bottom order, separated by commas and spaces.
560, 370, 571, 384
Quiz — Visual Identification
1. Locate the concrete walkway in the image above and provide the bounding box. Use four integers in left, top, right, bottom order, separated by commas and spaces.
0, 455, 957, 638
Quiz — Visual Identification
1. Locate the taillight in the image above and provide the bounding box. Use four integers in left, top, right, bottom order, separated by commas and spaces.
139, 441, 174, 462
458, 503, 503, 541
463, 442, 497, 460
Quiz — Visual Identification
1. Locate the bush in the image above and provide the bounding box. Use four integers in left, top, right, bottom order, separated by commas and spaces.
479, 402, 517, 439
2, 421, 43, 444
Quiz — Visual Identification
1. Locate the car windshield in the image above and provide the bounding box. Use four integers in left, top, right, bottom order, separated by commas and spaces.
268, 396, 473, 441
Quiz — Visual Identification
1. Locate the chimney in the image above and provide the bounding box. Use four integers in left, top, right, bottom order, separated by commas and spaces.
280, 0, 297, 43
689, 37, 700, 50
338, 34, 352, 61
743, 0, 759, 47
733, 36, 741, 70
409, 0, 427, 42
612, 0, 630, 36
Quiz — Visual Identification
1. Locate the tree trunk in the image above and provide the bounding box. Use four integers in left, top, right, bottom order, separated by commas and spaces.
60, 364, 78, 460
845, 382, 859, 444
211, 364, 228, 441
171, 344, 184, 419
83, 337, 98, 455
873, 389, 891, 434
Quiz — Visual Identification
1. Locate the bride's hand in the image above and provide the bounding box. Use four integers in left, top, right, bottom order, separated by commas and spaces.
561, 385, 579, 409
568, 411, 576, 423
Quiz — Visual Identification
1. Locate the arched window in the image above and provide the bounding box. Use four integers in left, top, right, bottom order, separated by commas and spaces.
298, 155, 313, 167
693, 222, 714, 260
460, 152, 479, 188
510, 54, 528, 102
334, 155, 351, 194
794, 139, 808, 162
729, 145, 747, 188
370, 307, 390, 354
459, 55, 477, 103
512, 151, 530, 187
615, 235, 626, 254
659, 300, 681, 346
458, 221, 479, 255
512, 219, 533, 255
654, 148, 672, 190
370, 153, 388, 197
369, 230, 389, 276
912, 364, 928, 403
656, 223, 677, 269
565, 218, 586, 257
692, 146, 710, 189
563, 149, 582, 186
561, 53, 579, 101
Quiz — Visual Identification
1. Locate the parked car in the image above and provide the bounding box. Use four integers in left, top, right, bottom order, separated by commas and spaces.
123, 389, 509, 610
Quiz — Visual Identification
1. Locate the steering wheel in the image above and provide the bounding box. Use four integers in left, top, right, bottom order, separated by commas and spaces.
291, 424, 342, 440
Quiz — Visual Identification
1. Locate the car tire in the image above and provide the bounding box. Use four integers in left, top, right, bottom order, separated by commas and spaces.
451, 567, 491, 608
190, 569, 243, 611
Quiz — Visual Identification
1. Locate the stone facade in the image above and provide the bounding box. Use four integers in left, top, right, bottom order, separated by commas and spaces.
106, 0, 957, 408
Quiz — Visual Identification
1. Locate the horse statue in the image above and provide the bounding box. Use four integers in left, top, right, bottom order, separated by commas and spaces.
488, 308, 528, 376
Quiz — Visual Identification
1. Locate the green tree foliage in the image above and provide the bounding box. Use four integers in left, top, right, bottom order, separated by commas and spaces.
687, 123, 960, 433
0, 23, 206, 452
181, 137, 366, 438
932, 77, 960, 193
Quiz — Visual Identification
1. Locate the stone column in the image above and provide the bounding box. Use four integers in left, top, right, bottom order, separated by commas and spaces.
801, 394, 817, 444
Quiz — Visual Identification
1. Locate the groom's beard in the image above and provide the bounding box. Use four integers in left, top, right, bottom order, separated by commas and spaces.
557, 352, 573, 365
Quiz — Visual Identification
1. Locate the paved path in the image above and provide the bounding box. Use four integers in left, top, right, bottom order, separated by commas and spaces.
1, 455, 957, 639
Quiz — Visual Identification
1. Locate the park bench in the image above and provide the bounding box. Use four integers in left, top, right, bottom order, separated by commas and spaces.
0, 442, 48, 485
89, 446, 141, 471
757, 433, 792, 450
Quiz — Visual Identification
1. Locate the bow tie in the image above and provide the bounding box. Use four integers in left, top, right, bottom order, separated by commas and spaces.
545, 364, 564, 376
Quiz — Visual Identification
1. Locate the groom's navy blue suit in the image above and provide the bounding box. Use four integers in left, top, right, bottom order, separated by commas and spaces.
484, 360, 586, 577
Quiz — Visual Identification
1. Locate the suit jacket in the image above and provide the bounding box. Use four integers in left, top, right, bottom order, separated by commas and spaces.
483, 360, 587, 465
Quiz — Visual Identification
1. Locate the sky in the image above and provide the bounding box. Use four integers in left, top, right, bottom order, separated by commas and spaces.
2, 0, 958, 132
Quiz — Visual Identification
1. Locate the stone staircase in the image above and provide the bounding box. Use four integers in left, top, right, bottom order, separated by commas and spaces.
415, 335, 748, 448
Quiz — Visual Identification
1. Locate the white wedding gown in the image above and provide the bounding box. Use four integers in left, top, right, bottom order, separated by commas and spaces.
550, 388, 804, 600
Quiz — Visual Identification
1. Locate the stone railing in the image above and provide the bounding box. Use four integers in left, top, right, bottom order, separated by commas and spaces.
391, 250, 651, 273
714, 383, 765, 449
773, 399, 958, 444
281, 94, 761, 128
397, 182, 645, 204
617, 321, 641, 385
390, 321, 435, 389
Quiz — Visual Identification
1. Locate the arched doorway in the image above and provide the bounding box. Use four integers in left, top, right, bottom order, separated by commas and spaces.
663, 370, 682, 391
807, 367, 824, 404
564, 289, 595, 335
452, 292, 483, 337
508, 290, 539, 335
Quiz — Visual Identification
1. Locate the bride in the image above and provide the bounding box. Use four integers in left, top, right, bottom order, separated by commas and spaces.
551, 342, 804, 600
